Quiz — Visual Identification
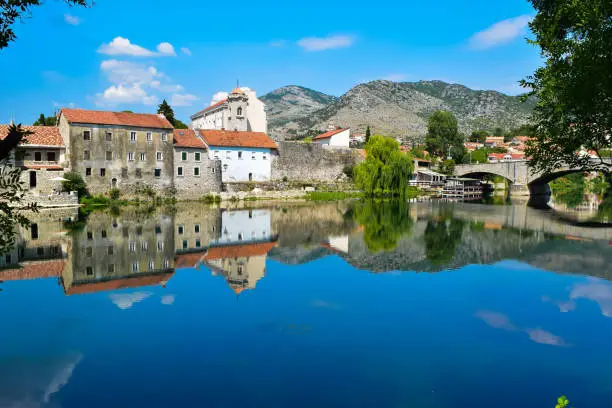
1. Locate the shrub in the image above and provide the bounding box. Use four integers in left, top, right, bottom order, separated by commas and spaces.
343, 164, 355, 179
61, 172, 89, 198
200, 194, 221, 204
109, 188, 121, 200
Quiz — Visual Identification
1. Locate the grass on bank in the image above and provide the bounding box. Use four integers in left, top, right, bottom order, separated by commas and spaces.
305, 191, 364, 201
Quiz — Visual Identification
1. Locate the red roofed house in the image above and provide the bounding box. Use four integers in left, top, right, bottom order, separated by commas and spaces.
0, 124, 75, 202
485, 136, 505, 148
57, 108, 175, 195
173, 129, 222, 199
314, 125, 350, 148
190, 87, 267, 133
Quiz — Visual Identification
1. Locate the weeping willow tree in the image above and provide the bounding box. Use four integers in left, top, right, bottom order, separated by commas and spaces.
353, 135, 415, 197
352, 200, 414, 252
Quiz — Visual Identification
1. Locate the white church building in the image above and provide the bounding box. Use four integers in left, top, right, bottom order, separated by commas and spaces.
190, 87, 267, 133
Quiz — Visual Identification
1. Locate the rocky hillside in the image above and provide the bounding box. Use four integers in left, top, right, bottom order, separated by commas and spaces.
261, 80, 535, 140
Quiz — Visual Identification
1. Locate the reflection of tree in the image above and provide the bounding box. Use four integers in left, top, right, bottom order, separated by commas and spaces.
353, 200, 413, 252
424, 213, 465, 265
550, 173, 586, 208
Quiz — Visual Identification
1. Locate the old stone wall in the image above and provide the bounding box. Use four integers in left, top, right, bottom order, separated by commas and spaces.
271, 142, 363, 182
173, 148, 222, 200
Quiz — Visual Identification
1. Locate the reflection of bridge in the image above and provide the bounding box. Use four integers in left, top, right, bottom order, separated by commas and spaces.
455, 159, 611, 197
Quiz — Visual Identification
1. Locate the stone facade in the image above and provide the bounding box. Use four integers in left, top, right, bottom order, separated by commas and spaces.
173, 203, 222, 253
271, 142, 363, 182
58, 114, 174, 196
173, 147, 222, 200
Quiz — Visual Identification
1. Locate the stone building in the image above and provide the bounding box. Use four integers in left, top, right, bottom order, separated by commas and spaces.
190, 87, 267, 133
173, 203, 221, 256
61, 211, 175, 295
199, 129, 277, 182
1, 125, 77, 206
57, 109, 175, 195
173, 129, 222, 199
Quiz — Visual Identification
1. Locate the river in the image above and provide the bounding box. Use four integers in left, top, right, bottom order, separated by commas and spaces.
0, 200, 611, 408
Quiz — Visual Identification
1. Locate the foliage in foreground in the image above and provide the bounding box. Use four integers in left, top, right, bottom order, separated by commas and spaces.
306, 191, 363, 201
521, 0, 612, 175
352, 200, 414, 252
353, 135, 415, 197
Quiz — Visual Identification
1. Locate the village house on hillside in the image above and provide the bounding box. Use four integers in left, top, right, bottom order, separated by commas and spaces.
314, 126, 350, 148
0, 124, 77, 205
57, 109, 175, 194
190, 87, 267, 133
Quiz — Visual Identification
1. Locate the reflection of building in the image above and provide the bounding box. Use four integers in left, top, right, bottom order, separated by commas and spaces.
174, 204, 221, 254
61, 211, 175, 295
321, 235, 349, 254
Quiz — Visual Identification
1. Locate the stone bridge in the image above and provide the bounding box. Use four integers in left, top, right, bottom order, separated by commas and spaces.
455, 159, 611, 197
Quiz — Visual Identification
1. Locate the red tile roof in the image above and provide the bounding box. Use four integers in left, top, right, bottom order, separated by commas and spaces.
0, 125, 64, 147
198, 129, 277, 149
24, 165, 64, 170
64, 272, 175, 295
173, 129, 206, 148
60, 108, 173, 129
0, 260, 65, 281
192, 100, 227, 117
204, 241, 277, 260
314, 128, 349, 140
175, 251, 207, 268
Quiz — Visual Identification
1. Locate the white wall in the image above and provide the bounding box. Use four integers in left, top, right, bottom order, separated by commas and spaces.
208, 147, 272, 182
315, 129, 350, 148
192, 107, 227, 130
245, 90, 267, 133
216, 209, 271, 245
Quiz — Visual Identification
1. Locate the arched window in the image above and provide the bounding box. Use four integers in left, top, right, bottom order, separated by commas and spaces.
237, 107, 243, 116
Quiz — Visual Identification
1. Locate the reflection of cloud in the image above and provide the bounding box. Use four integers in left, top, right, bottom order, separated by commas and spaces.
475, 310, 517, 331
161, 295, 175, 305
109, 292, 152, 310
525, 329, 570, 347
311, 299, 343, 310
43, 355, 83, 403
541, 296, 576, 313
570, 280, 612, 317
476, 310, 570, 347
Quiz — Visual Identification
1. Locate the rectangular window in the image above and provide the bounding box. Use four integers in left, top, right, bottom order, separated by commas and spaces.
156, 152, 163, 161
85, 167, 91, 176
105, 132, 112, 141
154, 168, 161, 178
146, 132, 152, 143
194, 167, 200, 177
252, 152, 256, 160
155, 225, 161, 234
108, 245, 114, 255
87, 231, 93, 240
178, 225, 184, 235
194, 224, 200, 233
195, 239, 201, 248
157, 241, 164, 251
195, 152, 201, 161
161, 133, 167, 142
83, 130, 91, 141
46, 152, 56, 161
135, 168, 142, 178
106, 151, 113, 160
129, 241, 135, 252
177, 167, 183, 176
263, 153, 267, 160
214, 152, 219, 159
141, 241, 148, 251
130, 131, 137, 143
182, 240, 188, 249
121, 167, 128, 177
164, 259, 169, 269
238, 151, 243, 159
86, 266, 93, 276
108, 264, 115, 273
31, 223, 38, 240
100, 168, 106, 177
34, 152, 42, 161
181, 151, 187, 161
84, 150, 90, 160
101, 229, 107, 238
140, 153, 146, 161
226, 151, 231, 159
149, 259, 155, 271
128, 152, 135, 161
132, 262, 139, 273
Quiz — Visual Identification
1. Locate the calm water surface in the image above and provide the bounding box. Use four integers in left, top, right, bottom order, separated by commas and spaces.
1, 200, 612, 408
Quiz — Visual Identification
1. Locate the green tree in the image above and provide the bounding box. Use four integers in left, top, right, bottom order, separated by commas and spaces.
61, 171, 89, 199
353, 200, 413, 252
1, 1, 89, 49
470, 148, 489, 164
365, 125, 371, 143
157, 99, 176, 125
32, 113, 57, 126
425, 110, 464, 158
424, 212, 465, 265
469, 129, 488, 143
173, 118, 188, 129
353, 135, 415, 197
521, 0, 612, 175
493, 127, 504, 136
550, 173, 586, 208
438, 159, 456, 175
555, 396, 570, 408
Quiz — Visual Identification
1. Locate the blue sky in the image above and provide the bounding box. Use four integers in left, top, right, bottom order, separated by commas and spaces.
0, 0, 540, 124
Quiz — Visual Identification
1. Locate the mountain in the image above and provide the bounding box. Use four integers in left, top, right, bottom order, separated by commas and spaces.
261, 80, 535, 140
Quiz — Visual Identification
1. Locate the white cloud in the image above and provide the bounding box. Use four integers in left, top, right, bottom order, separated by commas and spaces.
382, 73, 409, 82
297, 35, 354, 51
98, 36, 177, 57
52, 101, 75, 108
170, 93, 198, 107
64, 13, 81, 26
100, 60, 160, 85
180, 47, 192, 56
151, 80, 184, 93
469, 15, 532, 50
210, 91, 228, 105
161, 295, 175, 305
109, 292, 152, 309
269, 40, 286, 47
95, 84, 158, 106
157, 42, 176, 56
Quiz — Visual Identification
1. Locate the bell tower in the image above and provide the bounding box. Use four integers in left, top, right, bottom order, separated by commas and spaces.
227, 86, 248, 131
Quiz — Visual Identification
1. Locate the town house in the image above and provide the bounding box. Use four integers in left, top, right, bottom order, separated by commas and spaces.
57, 109, 175, 195
173, 129, 221, 199
314, 126, 351, 148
